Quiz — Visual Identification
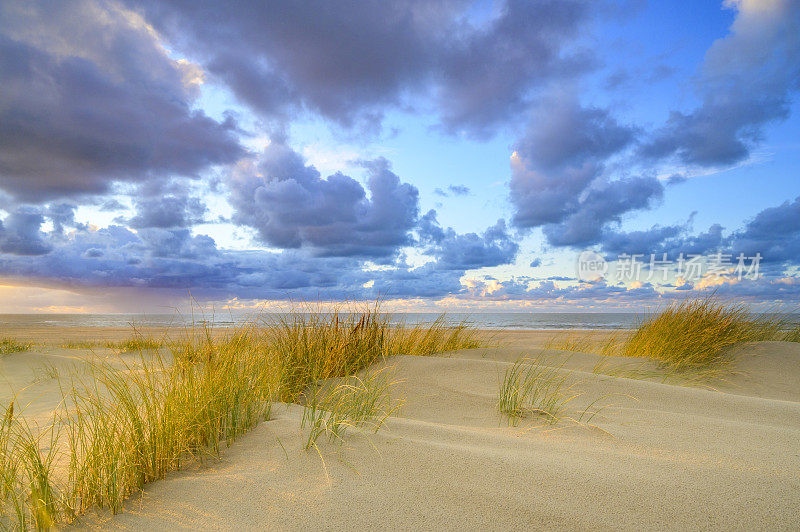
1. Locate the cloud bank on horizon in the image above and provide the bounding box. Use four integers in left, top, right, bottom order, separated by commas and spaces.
0, 0, 798, 312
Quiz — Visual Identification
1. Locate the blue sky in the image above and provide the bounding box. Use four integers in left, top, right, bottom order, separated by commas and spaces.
0, 0, 798, 313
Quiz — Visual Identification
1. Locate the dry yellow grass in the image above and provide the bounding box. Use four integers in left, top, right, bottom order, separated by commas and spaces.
547, 297, 797, 373
0, 338, 31, 356
623, 297, 786, 370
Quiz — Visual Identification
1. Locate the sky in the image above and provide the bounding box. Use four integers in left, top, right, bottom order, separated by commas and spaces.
0, 0, 799, 313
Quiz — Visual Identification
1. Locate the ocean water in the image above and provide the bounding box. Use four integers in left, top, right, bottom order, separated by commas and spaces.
0, 312, 642, 330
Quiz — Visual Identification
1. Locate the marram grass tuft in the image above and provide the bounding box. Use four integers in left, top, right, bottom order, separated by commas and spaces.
622, 297, 786, 370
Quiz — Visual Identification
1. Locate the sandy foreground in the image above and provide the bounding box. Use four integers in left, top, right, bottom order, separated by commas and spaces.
1, 329, 799, 530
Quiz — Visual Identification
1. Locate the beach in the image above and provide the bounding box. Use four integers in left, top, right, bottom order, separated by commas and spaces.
1, 326, 798, 530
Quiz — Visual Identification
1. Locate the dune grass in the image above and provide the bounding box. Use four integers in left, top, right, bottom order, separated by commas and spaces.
266, 306, 479, 402
498, 356, 580, 426
544, 333, 624, 359
0, 304, 480, 529
622, 297, 786, 370
60, 340, 101, 350
0, 337, 31, 356
103, 336, 163, 352
545, 297, 798, 373
302, 368, 399, 451
782, 322, 800, 343
59, 337, 164, 351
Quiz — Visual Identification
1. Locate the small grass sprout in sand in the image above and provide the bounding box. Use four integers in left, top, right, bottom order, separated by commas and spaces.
302, 368, 399, 451
498, 356, 581, 426
0, 337, 31, 356
31, 363, 60, 384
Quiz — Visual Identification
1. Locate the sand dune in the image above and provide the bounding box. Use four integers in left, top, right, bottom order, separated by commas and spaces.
53, 340, 800, 531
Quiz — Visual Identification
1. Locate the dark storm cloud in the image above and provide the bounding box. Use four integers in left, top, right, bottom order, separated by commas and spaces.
0, 220, 474, 300
229, 142, 419, 258
0, 1, 243, 202
125, 0, 599, 136
640, 0, 800, 167
507, 93, 661, 248
0, 221, 354, 298
46, 203, 87, 235
600, 225, 684, 257
370, 263, 466, 299
435, 0, 595, 136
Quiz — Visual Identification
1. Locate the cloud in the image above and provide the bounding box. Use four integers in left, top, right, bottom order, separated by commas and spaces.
126, 0, 600, 136
47, 203, 86, 235
600, 223, 724, 257
728, 196, 800, 263
640, 0, 800, 167
434, 185, 471, 197
0, 0, 242, 202
418, 210, 519, 270
509, 92, 646, 236
0, 219, 475, 301
229, 141, 419, 258
435, 0, 596, 136
0, 207, 51, 255
129, 194, 208, 229
597, 195, 800, 267
540, 176, 663, 247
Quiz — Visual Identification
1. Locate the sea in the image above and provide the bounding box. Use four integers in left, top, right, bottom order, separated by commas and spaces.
0, 312, 643, 331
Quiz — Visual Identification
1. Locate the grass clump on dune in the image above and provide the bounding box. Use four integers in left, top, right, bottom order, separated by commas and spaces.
60, 340, 102, 349
0, 337, 31, 355
622, 297, 783, 370
0, 403, 62, 529
64, 328, 276, 517
546, 297, 798, 373
103, 336, 163, 352
267, 305, 479, 402
61, 337, 163, 351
